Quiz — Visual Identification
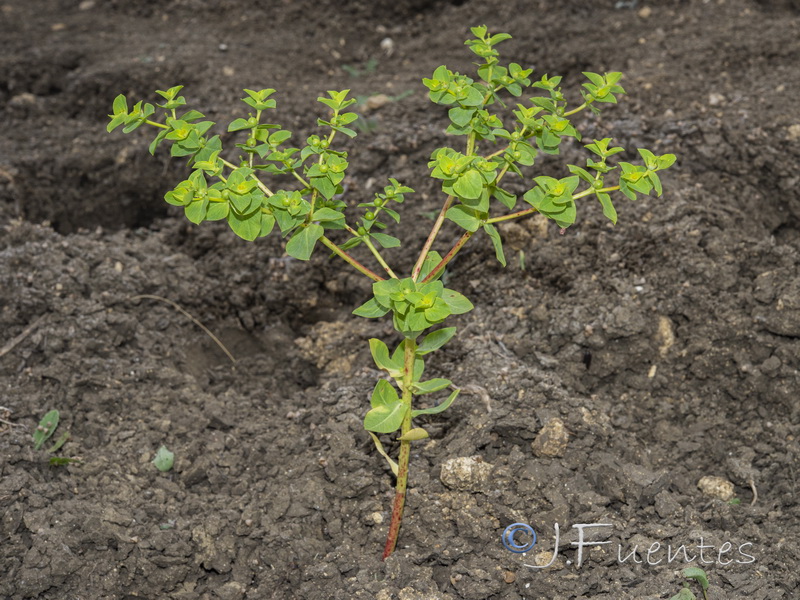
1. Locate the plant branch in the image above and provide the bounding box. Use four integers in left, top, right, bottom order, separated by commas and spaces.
572, 185, 620, 199
421, 229, 474, 283
319, 236, 384, 282
359, 232, 399, 279
412, 195, 455, 281
486, 206, 538, 224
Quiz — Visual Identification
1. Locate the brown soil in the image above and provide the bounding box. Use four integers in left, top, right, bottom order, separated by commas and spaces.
2, 0, 799, 598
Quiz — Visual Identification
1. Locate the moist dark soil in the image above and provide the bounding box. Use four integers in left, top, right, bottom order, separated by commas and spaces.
2, 0, 799, 598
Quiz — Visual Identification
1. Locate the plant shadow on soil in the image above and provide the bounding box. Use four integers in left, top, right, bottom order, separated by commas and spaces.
1, 0, 799, 598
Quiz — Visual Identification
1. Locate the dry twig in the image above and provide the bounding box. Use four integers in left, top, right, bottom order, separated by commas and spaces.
130, 294, 236, 364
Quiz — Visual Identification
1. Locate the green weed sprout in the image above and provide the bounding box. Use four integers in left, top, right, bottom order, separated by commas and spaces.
670, 567, 711, 600
152, 445, 175, 472
32, 409, 78, 466
107, 26, 675, 559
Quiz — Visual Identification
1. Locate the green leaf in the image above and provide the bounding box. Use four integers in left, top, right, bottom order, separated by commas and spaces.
260, 212, 275, 237
312, 207, 345, 223
353, 297, 390, 318
227, 209, 261, 241
269, 130, 292, 145
370, 232, 401, 248
311, 176, 337, 200
442, 288, 474, 314
470, 25, 487, 38
648, 171, 663, 196
368, 431, 398, 476
152, 446, 174, 472
184, 198, 208, 224
597, 193, 617, 225
682, 568, 709, 591
112, 94, 128, 115
449, 107, 475, 128
47, 431, 70, 454
206, 201, 229, 221
669, 590, 696, 600
658, 153, 677, 169
453, 169, 484, 200
411, 389, 459, 417
397, 428, 429, 442
364, 380, 405, 433
412, 378, 452, 394
228, 118, 252, 132
493, 187, 516, 210
489, 32, 512, 45
483, 223, 506, 267
369, 339, 401, 374
446, 205, 482, 232
33, 410, 59, 451
424, 298, 451, 323
417, 327, 457, 355
285, 224, 324, 260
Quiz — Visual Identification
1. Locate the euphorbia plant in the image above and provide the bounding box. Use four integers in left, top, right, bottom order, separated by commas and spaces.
108, 26, 674, 559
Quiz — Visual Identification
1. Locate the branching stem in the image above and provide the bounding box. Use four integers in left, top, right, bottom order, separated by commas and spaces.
361, 235, 399, 279
421, 229, 474, 284
411, 195, 454, 281
319, 236, 384, 282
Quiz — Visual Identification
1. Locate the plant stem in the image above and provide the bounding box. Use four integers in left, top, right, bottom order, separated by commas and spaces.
421, 229, 474, 284
361, 235, 399, 279
572, 185, 620, 199
382, 338, 416, 560
319, 236, 384, 282
486, 206, 538, 224
411, 195, 455, 281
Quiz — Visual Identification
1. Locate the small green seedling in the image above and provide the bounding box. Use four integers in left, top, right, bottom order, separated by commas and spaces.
32, 409, 79, 465
670, 567, 710, 600
108, 26, 674, 559
152, 445, 175, 472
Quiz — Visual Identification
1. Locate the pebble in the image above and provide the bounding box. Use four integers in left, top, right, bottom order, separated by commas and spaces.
697, 475, 735, 501
440, 456, 493, 491
531, 418, 568, 457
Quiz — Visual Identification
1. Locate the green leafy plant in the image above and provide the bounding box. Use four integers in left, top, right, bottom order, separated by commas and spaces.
107, 26, 675, 559
32, 409, 79, 466
670, 567, 711, 600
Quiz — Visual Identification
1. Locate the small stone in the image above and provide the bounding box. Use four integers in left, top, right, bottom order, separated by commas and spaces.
370, 511, 384, 525
708, 92, 726, 106
697, 475, 735, 501
503, 570, 516, 583
787, 124, 800, 141
363, 94, 391, 112
638, 6, 652, 18
440, 456, 493, 491
532, 551, 561, 568
656, 315, 676, 357
380, 37, 394, 56
760, 355, 781, 375
531, 418, 568, 457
